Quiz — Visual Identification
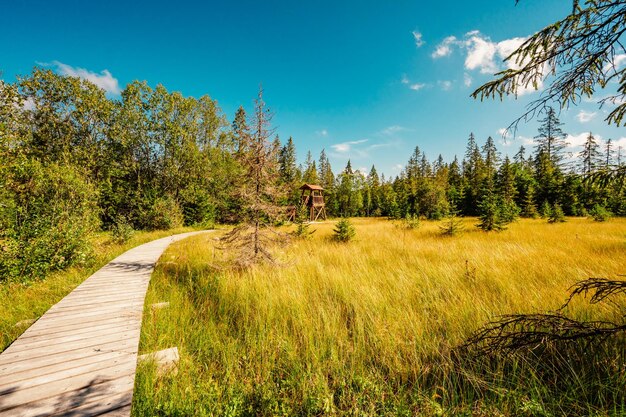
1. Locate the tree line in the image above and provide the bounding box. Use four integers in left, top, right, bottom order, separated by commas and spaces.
279, 108, 625, 225
0, 68, 624, 280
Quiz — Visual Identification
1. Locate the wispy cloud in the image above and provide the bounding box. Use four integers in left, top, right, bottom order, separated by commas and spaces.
42, 60, 121, 95
431, 35, 457, 58
316, 129, 329, 137
331, 139, 368, 153
412, 30, 425, 48
380, 125, 408, 136
401, 74, 410, 84
463, 72, 472, 87
576, 110, 597, 123
409, 83, 427, 91
438, 80, 452, 91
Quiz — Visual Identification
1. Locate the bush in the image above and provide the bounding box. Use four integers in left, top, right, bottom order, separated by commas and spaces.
548, 203, 565, 223
110, 216, 135, 244
291, 222, 315, 239
440, 213, 464, 236
589, 204, 611, 222
333, 218, 356, 242
141, 196, 184, 230
0, 159, 99, 282
399, 213, 420, 230
180, 187, 216, 226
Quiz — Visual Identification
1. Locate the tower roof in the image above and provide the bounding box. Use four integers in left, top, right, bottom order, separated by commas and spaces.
299, 184, 324, 191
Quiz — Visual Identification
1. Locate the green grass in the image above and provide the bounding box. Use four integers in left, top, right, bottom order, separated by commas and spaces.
134, 217, 626, 416
0, 227, 201, 352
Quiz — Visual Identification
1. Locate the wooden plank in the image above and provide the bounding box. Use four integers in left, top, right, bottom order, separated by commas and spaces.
138, 347, 179, 375
0, 331, 139, 367
0, 338, 138, 375
0, 375, 134, 417
0, 349, 133, 388
13, 319, 35, 328
0, 231, 208, 416
0, 361, 136, 412
15, 321, 138, 345
150, 301, 170, 311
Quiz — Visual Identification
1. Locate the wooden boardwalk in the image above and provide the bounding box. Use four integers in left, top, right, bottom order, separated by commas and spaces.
0, 231, 207, 417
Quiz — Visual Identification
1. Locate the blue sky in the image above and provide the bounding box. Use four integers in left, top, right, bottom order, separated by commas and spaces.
2, 0, 625, 175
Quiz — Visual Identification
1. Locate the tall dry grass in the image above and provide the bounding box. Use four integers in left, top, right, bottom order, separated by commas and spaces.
134, 218, 626, 416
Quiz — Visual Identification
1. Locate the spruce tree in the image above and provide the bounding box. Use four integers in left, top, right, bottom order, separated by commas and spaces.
534, 107, 568, 166
579, 132, 602, 175
220, 88, 286, 267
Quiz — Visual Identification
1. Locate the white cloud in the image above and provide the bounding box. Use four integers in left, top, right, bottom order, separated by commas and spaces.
432, 31, 539, 95
331, 139, 368, 153
401, 74, 410, 84
316, 129, 328, 137
576, 110, 597, 123
463, 72, 472, 87
431, 35, 458, 58
604, 53, 626, 73
393, 164, 403, 171
566, 132, 602, 149
497, 128, 510, 138
412, 31, 425, 48
46, 61, 121, 95
409, 83, 426, 91
464, 33, 526, 75
438, 80, 452, 91
381, 125, 407, 135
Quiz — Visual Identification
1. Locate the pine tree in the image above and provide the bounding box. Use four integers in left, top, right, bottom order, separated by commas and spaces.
303, 150, 319, 183
232, 106, 249, 155
605, 138, 615, 167
279, 137, 298, 185
534, 107, 568, 165
579, 132, 602, 175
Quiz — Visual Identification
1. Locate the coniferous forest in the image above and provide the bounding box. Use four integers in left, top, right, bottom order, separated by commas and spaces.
1, 68, 625, 281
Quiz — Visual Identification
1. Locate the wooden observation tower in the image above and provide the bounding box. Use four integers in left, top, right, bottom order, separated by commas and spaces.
299, 184, 326, 221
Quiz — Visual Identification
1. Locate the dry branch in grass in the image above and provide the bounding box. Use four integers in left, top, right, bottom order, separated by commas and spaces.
460, 277, 626, 357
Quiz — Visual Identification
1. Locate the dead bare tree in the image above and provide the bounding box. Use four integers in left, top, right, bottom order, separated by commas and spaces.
220, 88, 287, 268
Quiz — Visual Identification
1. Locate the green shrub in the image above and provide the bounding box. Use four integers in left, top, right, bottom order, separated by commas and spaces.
180, 187, 216, 226
0, 158, 99, 282
141, 196, 184, 230
291, 222, 315, 239
548, 203, 565, 223
110, 216, 135, 244
333, 218, 356, 242
440, 213, 464, 236
399, 213, 420, 230
589, 204, 611, 222
540, 201, 552, 219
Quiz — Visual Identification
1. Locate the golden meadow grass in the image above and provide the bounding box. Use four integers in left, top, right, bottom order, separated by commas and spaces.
0, 227, 200, 352
134, 217, 626, 416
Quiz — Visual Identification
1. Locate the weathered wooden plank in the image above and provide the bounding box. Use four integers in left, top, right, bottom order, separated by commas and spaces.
150, 301, 170, 311
0, 361, 135, 412
0, 349, 133, 388
0, 324, 141, 361
0, 338, 138, 375
15, 321, 138, 345
138, 347, 179, 375
3, 325, 141, 354
0, 375, 134, 417
0, 231, 207, 416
